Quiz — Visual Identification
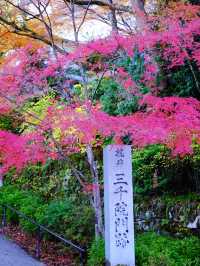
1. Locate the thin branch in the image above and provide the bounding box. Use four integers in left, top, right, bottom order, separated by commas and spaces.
187, 59, 200, 94
3, 0, 45, 23
0, 16, 65, 53
76, 0, 92, 35
63, 0, 132, 13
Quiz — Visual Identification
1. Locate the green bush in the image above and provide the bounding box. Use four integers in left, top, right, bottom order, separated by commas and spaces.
0, 185, 43, 232
9, 161, 66, 200
87, 233, 200, 266
0, 185, 94, 245
92, 78, 138, 116
133, 145, 174, 195
19, 193, 43, 233
136, 232, 200, 266
0, 185, 25, 223
133, 144, 200, 195
36, 199, 94, 245
87, 238, 105, 266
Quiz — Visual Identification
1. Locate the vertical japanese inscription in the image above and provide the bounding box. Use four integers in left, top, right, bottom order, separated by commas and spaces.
113, 148, 129, 248
104, 145, 135, 266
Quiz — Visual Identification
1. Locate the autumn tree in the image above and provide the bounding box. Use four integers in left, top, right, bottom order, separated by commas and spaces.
0, 1, 200, 238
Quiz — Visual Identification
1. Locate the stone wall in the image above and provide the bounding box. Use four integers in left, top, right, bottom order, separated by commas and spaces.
134, 194, 200, 237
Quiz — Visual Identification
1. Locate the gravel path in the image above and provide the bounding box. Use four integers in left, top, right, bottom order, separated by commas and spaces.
0, 234, 45, 266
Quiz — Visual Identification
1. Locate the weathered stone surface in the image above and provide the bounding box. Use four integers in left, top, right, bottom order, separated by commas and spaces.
134, 195, 200, 236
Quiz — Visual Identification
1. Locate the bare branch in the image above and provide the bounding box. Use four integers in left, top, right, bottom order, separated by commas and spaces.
3, 0, 45, 23
0, 15, 67, 53
63, 0, 132, 13
76, 0, 92, 37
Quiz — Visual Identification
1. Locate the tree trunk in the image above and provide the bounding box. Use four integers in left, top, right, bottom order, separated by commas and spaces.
108, 0, 118, 33
86, 145, 104, 238
130, 0, 147, 32
130, 0, 166, 90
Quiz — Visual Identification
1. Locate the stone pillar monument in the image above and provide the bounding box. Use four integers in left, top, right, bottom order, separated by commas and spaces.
103, 145, 135, 266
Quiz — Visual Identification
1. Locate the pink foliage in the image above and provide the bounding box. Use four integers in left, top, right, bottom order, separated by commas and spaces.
0, 131, 47, 174
0, 95, 200, 172
38, 96, 200, 158
0, 3, 200, 173
0, 46, 51, 113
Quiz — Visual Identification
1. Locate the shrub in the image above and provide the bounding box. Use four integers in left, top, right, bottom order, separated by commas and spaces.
0, 184, 94, 245
133, 144, 200, 195
87, 233, 200, 266
133, 145, 174, 195
93, 78, 138, 116
36, 199, 94, 245
19, 193, 43, 233
136, 232, 200, 266
87, 238, 105, 266
9, 161, 66, 200
0, 185, 43, 232
0, 185, 25, 223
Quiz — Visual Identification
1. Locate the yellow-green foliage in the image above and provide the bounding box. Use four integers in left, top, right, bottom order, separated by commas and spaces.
21, 96, 52, 132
